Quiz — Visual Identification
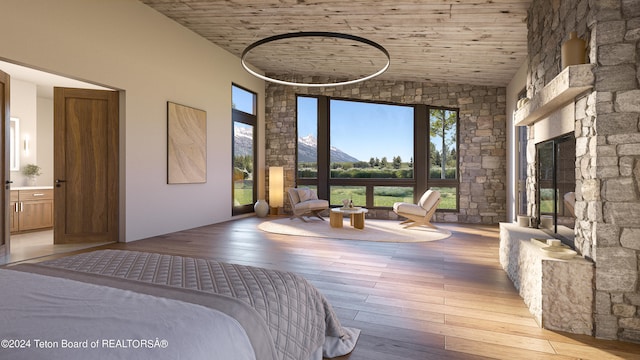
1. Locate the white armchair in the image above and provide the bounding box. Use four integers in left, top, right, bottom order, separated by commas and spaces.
393, 189, 441, 228
287, 187, 329, 222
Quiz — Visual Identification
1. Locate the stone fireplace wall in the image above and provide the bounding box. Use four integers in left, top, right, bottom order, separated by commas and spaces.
525, 0, 593, 255
528, 0, 640, 343
264, 79, 507, 224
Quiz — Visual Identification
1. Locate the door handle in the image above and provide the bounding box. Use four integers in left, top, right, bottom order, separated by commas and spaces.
55, 179, 66, 188
5, 180, 12, 190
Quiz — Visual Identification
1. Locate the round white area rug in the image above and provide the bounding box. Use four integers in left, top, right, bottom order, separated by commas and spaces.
258, 217, 451, 243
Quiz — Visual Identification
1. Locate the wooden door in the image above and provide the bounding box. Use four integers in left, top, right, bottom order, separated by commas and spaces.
0, 70, 9, 257
54, 88, 119, 244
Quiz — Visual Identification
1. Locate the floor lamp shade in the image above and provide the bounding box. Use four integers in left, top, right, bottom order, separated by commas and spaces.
269, 166, 284, 209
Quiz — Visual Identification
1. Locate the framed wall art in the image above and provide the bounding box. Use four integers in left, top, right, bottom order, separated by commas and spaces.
167, 101, 207, 184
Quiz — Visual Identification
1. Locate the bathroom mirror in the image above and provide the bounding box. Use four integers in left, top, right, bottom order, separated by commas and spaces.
10, 117, 19, 171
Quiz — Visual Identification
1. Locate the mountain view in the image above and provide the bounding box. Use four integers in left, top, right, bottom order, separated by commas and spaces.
234, 128, 358, 163
233, 126, 254, 156
298, 135, 359, 163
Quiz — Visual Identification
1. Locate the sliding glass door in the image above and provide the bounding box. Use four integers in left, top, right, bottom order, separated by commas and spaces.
536, 133, 576, 233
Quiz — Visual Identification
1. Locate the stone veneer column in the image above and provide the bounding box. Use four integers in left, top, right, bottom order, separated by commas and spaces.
591, 0, 640, 342
528, 0, 640, 343
264, 79, 507, 224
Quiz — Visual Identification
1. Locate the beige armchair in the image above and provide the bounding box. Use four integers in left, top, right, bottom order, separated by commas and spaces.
287, 187, 329, 222
393, 189, 441, 229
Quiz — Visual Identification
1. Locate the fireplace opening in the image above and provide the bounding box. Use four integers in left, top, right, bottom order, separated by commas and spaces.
536, 133, 576, 247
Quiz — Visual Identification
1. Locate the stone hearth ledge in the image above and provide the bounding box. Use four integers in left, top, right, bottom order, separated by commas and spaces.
499, 223, 594, 335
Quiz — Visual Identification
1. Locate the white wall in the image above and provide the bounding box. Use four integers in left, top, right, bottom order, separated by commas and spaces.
506, 59, 528, 223
37, 97, 54, 186
9, 79, 37, 186
0, 0, 266, 241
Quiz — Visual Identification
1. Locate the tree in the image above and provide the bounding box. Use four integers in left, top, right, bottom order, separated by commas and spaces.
430, 142, 441, 167
392, 156, 402, 169
369, 157, 376, 167
447, 148, 457, 173
234, 155, 252, 173
430, 109, 457, 179
433, 150, 442, 167
380, 157, 388, 168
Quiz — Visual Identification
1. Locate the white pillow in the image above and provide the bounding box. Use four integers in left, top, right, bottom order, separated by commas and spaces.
297, 188, 317, 202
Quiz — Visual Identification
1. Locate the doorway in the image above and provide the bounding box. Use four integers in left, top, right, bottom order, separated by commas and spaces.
0, 60, 118, 264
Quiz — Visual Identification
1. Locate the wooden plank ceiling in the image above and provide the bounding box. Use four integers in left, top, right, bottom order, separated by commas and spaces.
140, 0, 532, 87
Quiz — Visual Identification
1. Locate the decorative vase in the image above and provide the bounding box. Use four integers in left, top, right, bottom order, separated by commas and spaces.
254, 199, 270, 217
27, 176, 37, 186
517, 215, 531, 228
561, 31, 586, 69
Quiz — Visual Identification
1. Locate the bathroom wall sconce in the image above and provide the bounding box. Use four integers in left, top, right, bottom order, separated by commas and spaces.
10, 117, 19, 171
23, 134, 30, 156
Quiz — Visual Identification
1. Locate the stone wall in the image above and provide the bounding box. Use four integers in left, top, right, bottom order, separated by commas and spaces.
527, 0, 592, 97
528, 0, 640, 343
264, 79, 507, 224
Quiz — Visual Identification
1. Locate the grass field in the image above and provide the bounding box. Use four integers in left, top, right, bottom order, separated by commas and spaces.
237, 181, 457, 211
329, 186, 456, 210
430, 187, 457, 209
539, 188, 555, 213
233, 181, 253, 206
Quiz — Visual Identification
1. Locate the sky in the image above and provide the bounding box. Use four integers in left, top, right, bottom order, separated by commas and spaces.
298, 98, 414, 161
232, 86, 255, 114
235, 90, 451, 163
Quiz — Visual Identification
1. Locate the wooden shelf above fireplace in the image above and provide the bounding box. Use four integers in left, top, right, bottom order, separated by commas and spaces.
515, 64, 595, 126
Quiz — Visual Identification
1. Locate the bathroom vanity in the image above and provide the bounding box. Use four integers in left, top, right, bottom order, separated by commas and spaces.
10, 186, 54, 233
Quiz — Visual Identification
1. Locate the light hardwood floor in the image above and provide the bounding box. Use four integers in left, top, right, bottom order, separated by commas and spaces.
12, 217, 640, 359
0, 230, 112, 265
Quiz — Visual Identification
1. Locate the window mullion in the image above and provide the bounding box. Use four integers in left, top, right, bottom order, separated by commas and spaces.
317, 96, 329, 199
415, 104, 428, 202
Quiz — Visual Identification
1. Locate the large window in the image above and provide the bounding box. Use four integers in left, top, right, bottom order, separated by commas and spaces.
517, 126, 528, 215
328, 99, 414, 207
297, 96, 318, 179
296, 96, 459, 211
428, 108, 459, 210
232, 84, 257, 215
329, 100, 414, 179
516, 89, 529, 216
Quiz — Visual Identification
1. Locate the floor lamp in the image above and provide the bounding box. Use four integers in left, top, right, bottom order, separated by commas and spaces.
269, 166, 283, 215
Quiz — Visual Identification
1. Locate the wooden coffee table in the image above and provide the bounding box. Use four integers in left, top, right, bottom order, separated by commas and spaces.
330, 207, 369, 229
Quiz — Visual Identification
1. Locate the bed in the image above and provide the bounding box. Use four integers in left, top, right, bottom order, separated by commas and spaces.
1, 250, 359, 360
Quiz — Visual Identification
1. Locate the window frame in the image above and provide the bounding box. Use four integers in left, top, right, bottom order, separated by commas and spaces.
296, 95, 329, 198
232, 84, 258, 216
295, 95, 460, 212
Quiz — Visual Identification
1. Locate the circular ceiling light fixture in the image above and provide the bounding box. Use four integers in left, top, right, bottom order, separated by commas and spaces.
241, 31, 390, 87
